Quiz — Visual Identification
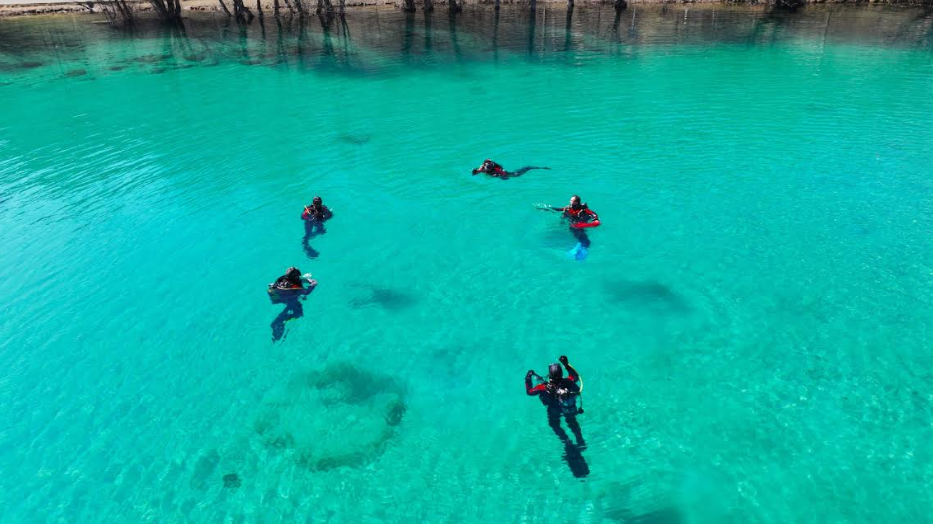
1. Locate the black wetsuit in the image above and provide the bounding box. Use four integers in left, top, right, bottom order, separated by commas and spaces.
269, 275, 315, 342
526, 366, 588, 477
561, 204, 597, 248
302, 205, 333, 259
303, 204, 333, 222
526, 370, 585, 447
473, 160, 549, 179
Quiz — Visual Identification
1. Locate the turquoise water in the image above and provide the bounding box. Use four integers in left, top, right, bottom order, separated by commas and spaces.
2, 6, 933, 523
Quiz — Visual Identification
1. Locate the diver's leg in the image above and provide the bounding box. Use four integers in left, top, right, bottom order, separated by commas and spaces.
548, 411, 571, 444
271, 299, 305, 342
565, 414, 585, 447
271, 306, 289, 341
553, 412, 589, 478
289, 300, 305, 321
571, 227, 591, 248
302, 221, 320, 259
509, 166, 550, 177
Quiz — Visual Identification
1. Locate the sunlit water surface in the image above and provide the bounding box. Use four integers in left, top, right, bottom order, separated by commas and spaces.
1, 5, 933, 523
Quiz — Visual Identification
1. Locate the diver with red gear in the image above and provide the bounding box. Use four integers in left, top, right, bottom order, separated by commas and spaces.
472, 159, 550, 179
541, 195, 599, 226
526, 355, 588, 478
540, 195, 599, 252
301, 196, 333, 259
268, 267, 317, 342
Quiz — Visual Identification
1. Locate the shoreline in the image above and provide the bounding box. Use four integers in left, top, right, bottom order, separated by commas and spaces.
1, 0, 929, 17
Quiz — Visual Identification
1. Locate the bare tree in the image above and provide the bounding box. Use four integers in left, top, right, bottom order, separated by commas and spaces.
149, 0, 183, 21
316, 0, 332, 14
99, 0, 135, 25
231, 0, 255, 22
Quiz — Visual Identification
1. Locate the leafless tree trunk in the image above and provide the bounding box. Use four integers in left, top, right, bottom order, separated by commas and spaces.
424, 0, 433, 13
613, 0, 626, 12
400, 0, 415, 12
149, 0, 182, 21
527, 4, 536, 57
257, 0, 264, 19
564, 1, 573, 50
100, 0, 135, 25
218, 0, 233, 15
232, 0, 255, 23
448, 0, 459, 14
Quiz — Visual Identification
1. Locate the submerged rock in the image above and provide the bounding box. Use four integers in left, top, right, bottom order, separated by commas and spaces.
134, 53, 171, 64
348, 285, 417, 311
64, 68, 87, 77
223, 473, 242, 488
189, 449, 221, 491
602, 278, 691, 315
337, 133, 372, 145
254, 363, 407, 471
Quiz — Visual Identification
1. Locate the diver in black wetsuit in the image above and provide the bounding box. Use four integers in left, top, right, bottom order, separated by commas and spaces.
301, 196, 333, 259
526, 356, 589, 477
471, 159, 550, 179
540, 195, 599, 250
268, 267, 316, 342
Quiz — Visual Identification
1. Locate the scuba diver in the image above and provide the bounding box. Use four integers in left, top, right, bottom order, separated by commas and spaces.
539, 195, 600, 260
302, 196, 333, 222
526, 355, 589, 478
268, 267, 317, 342
301, 196, 333, 259
471, 159, 550, 179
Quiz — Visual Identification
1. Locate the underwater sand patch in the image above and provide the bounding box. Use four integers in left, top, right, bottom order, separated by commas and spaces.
134, 53, 171, 64
337, 133, 372, 145
348, 284, 417, 311
254, 362, 406, 471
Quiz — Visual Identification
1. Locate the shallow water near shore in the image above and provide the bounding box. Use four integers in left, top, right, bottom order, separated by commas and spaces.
2, 5, 933, 523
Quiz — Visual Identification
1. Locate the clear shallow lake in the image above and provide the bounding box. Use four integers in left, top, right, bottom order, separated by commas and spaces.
1, 5, 933, 523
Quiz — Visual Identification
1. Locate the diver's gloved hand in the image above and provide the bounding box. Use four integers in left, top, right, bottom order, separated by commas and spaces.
526, 370, 535, 379
559, 355, 569, 365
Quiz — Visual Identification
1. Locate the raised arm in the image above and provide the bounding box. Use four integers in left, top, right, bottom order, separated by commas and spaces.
559, 355, 580, 384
